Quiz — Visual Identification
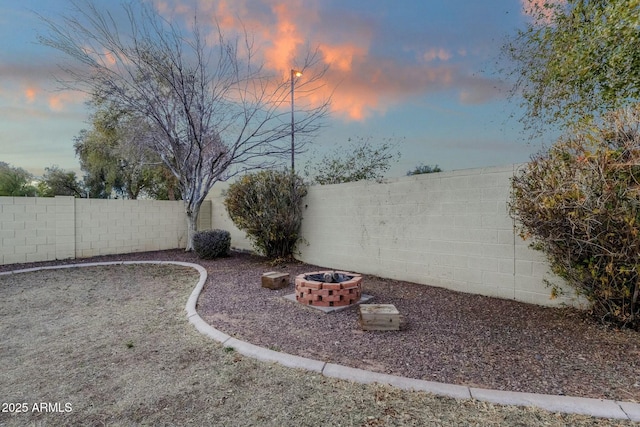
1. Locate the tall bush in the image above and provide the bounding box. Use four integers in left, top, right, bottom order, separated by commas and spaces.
510, 106, 640, 329
224, 170, 307, 259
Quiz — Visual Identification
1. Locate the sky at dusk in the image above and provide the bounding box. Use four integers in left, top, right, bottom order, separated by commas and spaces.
0, 0, 559, 179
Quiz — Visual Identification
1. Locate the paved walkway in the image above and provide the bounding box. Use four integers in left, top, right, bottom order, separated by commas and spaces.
4, 261, 639, 422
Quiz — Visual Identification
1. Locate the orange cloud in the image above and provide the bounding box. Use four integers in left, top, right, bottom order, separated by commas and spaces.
187, 0, 399, 120
103, 49, 117, 67
24, 87, 37, 103
211, 0, 239, 30
168, 0, 498, 122
262, 3, 305, 74
48, 95, 65, 112
319, 44, 366, 72
313, 57, 458, 121
2, 76, 87, 118
47, 91, 86, 112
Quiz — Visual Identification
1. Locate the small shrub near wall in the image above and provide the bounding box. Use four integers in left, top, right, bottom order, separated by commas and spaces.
193, 229, 231, 259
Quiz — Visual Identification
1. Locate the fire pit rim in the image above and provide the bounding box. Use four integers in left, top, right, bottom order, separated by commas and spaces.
294, 270, 363, 307
296, 270, 362, 278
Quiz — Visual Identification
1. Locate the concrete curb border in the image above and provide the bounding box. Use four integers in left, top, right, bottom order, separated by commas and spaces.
4, 261, 638, 421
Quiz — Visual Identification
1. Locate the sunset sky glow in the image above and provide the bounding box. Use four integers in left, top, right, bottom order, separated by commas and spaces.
0, 0, 559, 178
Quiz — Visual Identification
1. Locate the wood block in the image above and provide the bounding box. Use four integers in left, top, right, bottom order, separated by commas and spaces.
359, 304, 401, 331
261, 271, 289, 290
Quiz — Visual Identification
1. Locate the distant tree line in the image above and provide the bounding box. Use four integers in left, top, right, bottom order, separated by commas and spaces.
0, 162, 83, 198
3, 132, 441, 198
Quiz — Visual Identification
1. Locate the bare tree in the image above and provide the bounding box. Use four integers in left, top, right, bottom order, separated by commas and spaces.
38, 0, 329, 250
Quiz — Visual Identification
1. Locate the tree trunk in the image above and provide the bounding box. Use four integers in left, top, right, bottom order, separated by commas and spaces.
184, 200, 201, 251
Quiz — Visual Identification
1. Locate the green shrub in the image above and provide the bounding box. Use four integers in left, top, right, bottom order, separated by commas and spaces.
406, 163, 442, 175
510, 106, 640, 329
192, 229, 231, 259
224, 170, 307, 259
303, 136, 401, 184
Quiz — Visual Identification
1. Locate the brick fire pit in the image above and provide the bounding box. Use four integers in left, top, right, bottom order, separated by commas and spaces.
294, 271, 363, 307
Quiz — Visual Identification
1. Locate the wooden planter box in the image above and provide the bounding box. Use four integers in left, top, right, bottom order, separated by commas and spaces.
358, 304, 401, 331
261, 272, 289, 290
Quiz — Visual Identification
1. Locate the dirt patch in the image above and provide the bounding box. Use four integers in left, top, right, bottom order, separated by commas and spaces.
0, 252, 637, 426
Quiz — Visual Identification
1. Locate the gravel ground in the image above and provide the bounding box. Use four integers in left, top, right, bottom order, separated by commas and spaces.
3, 248, 638, 407
194, 252, 640, 403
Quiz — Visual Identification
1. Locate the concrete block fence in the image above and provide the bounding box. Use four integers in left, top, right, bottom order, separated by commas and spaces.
208, 164, 579, 308
0, 196, 211, 265
1, 164, 579, 307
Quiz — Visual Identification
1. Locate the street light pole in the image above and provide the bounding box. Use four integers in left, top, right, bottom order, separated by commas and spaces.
291, 69, 302, 173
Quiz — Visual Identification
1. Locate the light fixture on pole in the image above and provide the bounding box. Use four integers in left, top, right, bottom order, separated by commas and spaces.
291, 69, 302, 173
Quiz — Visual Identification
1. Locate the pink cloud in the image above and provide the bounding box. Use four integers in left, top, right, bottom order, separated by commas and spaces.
319, 57, 458, 121
15, 83, 85, 112
24, 87, 37, 103
521, 0, 566, 24
262, 2, 307, 74
318, 43, 366, 72
423, 48, 452, 62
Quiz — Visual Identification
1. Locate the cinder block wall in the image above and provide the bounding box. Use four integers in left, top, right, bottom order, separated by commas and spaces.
74, 198, 188, 258
296, 165, 576, 307
208, 165, 578, 307
0, 196, 59, 264
0, 197, 212, 264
